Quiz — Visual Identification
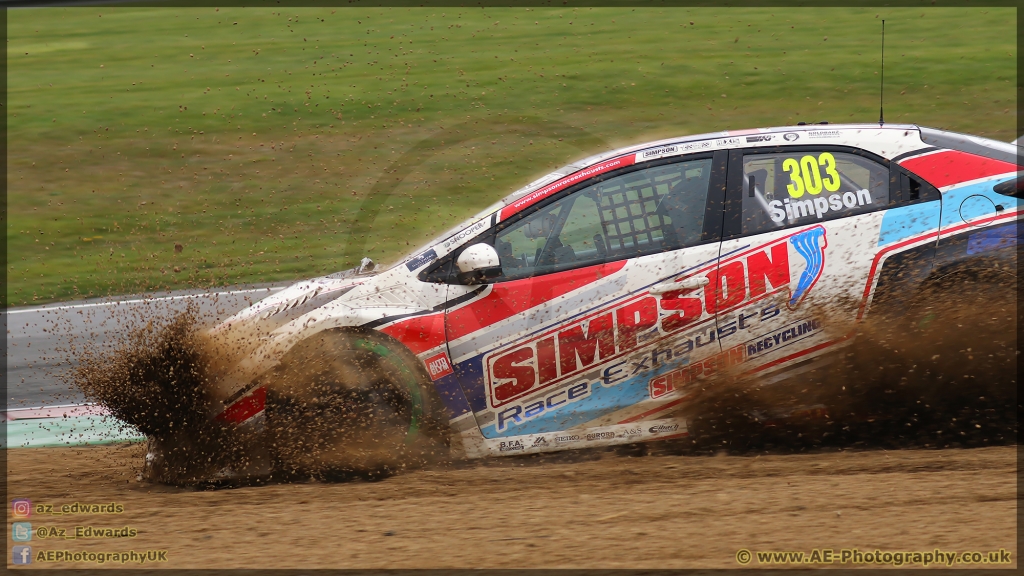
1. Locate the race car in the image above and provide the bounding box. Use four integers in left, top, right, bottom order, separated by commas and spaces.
145, 122, 1020, 482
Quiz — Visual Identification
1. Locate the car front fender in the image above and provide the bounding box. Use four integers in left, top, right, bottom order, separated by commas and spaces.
208, 303, 431, 411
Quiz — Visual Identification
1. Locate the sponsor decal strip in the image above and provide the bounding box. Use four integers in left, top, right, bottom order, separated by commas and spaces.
405, 248, 438, 272
633, 138, 724, 162
806, 129, 841, 139
622, 317, 822, 423
747, 333, 850, 376
442, 220, 488, 250
488, 418, 687, 455
636, 144, 683, 161
498, 155, 636, 221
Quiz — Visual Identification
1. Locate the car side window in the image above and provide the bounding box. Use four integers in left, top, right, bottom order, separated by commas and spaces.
494, 157, 714, 281
741, 150, 889, 235
891, 166, 941, 204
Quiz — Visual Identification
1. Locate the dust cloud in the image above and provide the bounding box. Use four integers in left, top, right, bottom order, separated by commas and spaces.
677, 272, 1017, 454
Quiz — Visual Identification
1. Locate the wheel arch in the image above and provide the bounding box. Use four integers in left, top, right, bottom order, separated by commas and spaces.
215, 306, 441, 420
323, 323, 438, 388
922, 258, 1017, 290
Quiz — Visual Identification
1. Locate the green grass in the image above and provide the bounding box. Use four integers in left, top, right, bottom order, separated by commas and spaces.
6, 6, 1016, 306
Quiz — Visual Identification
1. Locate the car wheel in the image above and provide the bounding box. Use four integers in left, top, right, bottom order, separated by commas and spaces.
264, 329, 450, 480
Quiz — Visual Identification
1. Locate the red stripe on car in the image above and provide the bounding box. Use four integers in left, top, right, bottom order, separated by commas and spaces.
899, 149, 1018, 189
380, 312, 447, 355
446, 261, 627, 341
216, 386, 266, 424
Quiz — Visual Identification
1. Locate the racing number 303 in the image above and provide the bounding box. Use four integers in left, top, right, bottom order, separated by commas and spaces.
783, 153, 841, 198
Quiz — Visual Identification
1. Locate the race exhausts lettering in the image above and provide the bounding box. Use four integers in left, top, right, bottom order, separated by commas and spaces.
484, 227, 827, 409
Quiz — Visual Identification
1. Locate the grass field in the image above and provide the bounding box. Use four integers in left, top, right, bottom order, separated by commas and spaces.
6, 6, 1016, 306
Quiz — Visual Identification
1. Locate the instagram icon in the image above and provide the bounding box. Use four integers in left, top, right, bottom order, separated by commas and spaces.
12, 499, 32, 518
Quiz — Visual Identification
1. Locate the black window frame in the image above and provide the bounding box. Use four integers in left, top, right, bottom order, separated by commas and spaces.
890, 163, 941, 205
420, 149, 729, 285
723, 145, 898, 240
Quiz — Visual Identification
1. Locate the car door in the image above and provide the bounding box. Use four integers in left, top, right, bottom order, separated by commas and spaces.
714, 145, 940, 384
442, 151, 729, 442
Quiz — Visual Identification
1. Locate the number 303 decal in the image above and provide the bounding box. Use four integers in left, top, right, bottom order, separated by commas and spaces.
783, 152, 841, 198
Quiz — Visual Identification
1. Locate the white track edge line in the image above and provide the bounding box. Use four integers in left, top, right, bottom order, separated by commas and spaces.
5, 287, 286, 315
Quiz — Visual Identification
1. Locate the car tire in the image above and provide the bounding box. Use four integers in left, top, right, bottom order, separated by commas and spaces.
264, 329, 450, 480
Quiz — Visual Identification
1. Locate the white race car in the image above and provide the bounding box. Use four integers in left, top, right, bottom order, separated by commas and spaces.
144, 122, 1020, 482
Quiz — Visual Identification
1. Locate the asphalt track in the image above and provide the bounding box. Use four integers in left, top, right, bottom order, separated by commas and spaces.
5, 284, 288, 410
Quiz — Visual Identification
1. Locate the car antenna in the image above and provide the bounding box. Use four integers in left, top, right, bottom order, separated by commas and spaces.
878, 19, 885, 125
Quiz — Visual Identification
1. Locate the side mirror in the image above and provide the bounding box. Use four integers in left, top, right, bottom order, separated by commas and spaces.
455, 243, 502, 284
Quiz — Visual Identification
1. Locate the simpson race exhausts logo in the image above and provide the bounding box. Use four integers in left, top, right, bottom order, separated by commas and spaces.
482, 227, 828, 410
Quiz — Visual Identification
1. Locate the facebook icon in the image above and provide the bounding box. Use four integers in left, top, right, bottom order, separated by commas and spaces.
13, 545, 32, 565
